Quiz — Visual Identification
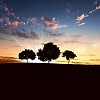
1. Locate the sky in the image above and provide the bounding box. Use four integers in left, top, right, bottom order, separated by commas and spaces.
0, 0, 100, 64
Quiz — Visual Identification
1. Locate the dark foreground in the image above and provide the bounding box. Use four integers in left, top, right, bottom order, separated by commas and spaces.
0, 63, 100, 81
1, 63, 100, 97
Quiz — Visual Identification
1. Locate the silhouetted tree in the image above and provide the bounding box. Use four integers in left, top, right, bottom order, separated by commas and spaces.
37, 42, 60, 63
19, 49, 36, 63
62, 50, 77, 64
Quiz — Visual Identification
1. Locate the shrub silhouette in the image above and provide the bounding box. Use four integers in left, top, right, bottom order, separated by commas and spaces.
19, 49, 36, 63
62, 50, 77, 64
37, 42, 60, 63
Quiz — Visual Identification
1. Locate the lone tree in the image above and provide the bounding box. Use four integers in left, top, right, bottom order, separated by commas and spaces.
62, 50, 77, 64
37, 42, 60, 63
19, 49, 36, 63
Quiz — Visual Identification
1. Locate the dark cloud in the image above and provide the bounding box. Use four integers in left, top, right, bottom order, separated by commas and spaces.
0, 37, 5, 40
0, 28, 39, 39
0, 56, 21, 63
16, 30, 39, 39
90, 59, 100, 62
71, 61, 90, 65
56, 61, 67, 63
0, 37, 13, 41
47, 31, 64, 37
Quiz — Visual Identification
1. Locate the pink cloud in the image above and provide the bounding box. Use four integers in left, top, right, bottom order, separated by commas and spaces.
41, 17, 56, 26
27, 17, 37, 25
42, 17, 68, 31
96, 6, 100, 10
51, 24, 68, 30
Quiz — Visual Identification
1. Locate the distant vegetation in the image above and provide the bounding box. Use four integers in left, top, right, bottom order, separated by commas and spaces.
18, 42, 77, 64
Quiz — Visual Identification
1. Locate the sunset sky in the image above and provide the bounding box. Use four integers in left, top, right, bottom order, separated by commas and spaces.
0, 0, 100, 64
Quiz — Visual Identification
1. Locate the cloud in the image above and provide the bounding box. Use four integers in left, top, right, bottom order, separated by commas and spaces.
41, 17, 56, 26
87, 54, 96, 56
76, 5, 100, 26
78, 23, 85, 26
0, 37, 5, 40
89, 11, 93, 14
96, 6, 100, 10
51, 24, 68, 30
71, 61, 91, 65
0, 28, 39, 39
12, 30, 39, 39
0, 37, 13, 41
88, 6, 100, 14
27, 17, 37, 26
0, 56, 21, 63
71, 35, 84, 41
47, 31, 64, 37
66, 4, 72, 13
64, 35, 93, 44
90, 59, 100, 62
76, 14, 89, 24
64, 40, 93, 44
79, 54, 96, 56
93, 0, 98, 5
0, 17, 25, 29
42, 17, 68, 31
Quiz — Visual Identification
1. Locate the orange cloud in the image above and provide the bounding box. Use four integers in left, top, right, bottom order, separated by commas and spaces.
76, 14, 89, 23
0, 56, 21, 63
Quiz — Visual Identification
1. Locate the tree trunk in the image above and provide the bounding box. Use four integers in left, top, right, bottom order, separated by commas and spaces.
68, 60, 70, 64
27, 59, 28, 63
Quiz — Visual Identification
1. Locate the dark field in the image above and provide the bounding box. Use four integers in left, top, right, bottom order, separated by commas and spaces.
0, 63, 100, 81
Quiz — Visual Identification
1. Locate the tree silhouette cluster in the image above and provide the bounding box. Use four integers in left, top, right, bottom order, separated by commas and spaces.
18, 42, 77, 64
62, 50, 77, 64
19, 49, 36, 63
37, 42, 60, 63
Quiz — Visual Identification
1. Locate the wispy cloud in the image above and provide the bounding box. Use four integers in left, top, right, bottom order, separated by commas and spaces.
76, 5, 100, 26
93, 0, 98, 5
71, 35, 84, 41
27, 17, 37, 26
66, 3, 72, 13
78, 23, 85, 26
64, 35, 93, 44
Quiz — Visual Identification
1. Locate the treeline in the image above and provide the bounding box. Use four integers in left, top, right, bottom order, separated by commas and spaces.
18, 42, 77, 64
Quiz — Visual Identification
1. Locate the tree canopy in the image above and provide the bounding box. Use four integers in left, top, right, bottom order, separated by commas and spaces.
62, 50, 77, 64
37, 42, 60, 63
19, 49, 36, 63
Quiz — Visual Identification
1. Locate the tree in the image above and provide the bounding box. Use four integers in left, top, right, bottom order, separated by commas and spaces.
19, 49, 36, 63
62, 50, 77, 64
37, 42, 60, 63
